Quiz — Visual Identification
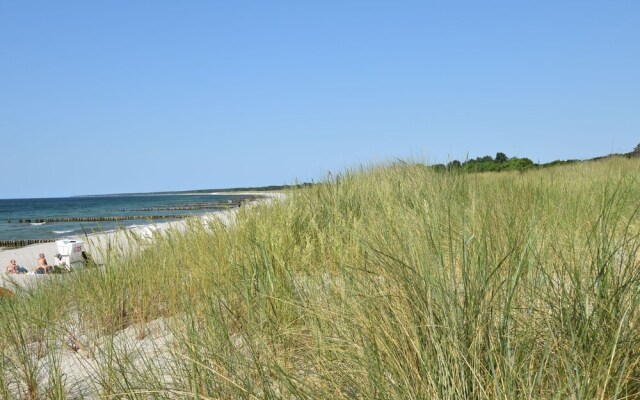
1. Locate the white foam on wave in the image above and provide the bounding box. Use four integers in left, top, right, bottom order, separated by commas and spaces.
30, 222, 46, 226
52, 230, 75, 234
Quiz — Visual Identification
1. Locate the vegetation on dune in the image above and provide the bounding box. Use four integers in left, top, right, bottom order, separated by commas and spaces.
433, 152, 537, 172
1, 157, 640, 398
433, 143, 640, 173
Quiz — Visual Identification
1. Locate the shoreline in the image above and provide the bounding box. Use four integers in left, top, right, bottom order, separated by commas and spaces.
0, 192, 284, 289
0, 192, 264, 250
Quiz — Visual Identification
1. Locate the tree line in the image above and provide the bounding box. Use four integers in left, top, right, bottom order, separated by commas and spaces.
432, 143, 640, 173
432, 152, 536, 173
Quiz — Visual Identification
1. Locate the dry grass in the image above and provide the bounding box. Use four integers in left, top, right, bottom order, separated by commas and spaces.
1, 157, 640, 399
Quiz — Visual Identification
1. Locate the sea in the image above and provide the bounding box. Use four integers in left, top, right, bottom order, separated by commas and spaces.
0, 193, 250, 243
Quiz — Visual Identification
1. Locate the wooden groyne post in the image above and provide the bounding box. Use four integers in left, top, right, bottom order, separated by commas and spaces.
12, 215, 194, 224
0, 239, 57, 248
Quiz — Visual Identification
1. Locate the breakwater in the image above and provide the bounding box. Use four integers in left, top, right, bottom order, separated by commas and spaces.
116, 205, 232, 212
0, 239, 57, 248
11, 215, 193, 224
179, 200, 246, 207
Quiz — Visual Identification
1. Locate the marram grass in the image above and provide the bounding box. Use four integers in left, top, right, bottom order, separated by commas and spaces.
1, 157, 640, 399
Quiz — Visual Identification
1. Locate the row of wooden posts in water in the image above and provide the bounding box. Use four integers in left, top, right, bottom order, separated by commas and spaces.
179, 201, 247, 207
10, 215, 194, 224
7, 201, 247, 224
0, 239, 57, 248
116, 205, 232, 212
117, 200, 245, 212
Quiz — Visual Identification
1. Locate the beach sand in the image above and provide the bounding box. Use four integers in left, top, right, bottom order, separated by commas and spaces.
0, 192, 285, 398
0, 192, 283, 290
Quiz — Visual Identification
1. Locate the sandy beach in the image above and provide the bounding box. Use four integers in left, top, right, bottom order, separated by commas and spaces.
0, 192, 283, 290
0, 192, 285, 398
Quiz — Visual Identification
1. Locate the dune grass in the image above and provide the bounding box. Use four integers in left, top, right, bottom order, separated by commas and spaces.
1, 157, 640, 399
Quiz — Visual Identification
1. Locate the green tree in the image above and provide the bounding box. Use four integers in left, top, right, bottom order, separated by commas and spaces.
505, 157, 535, 171
447, 160, 462, 170
495, 152, 508, 163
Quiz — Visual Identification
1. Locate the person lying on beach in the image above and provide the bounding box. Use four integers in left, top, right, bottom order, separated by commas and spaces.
5, 259, 27, 274
35, 253, 53, 274
6, 259, 19, 274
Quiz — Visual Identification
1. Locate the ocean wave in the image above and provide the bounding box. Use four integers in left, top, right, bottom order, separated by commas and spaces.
30, 222, 46, 226
52, 230, 75, 234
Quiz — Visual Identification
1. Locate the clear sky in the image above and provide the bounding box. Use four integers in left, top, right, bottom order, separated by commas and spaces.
1, 1, 638, 198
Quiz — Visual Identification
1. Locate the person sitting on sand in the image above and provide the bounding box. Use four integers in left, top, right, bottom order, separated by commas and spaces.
6, 259, 19, 274
5, 259, 27, 274
35, 253, 53, 274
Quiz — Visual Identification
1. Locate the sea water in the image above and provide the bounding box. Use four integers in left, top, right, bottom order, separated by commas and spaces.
0, 193, 248, 242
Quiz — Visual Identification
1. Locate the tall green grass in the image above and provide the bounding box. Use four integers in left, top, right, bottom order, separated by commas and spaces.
1, 157, 639, 399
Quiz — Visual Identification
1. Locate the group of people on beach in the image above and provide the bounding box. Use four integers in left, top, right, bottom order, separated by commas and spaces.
5, 254, 53, 274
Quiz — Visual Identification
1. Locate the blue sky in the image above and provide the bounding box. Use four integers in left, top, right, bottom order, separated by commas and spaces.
1, 1, 638, 198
